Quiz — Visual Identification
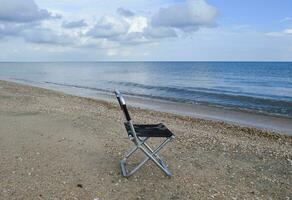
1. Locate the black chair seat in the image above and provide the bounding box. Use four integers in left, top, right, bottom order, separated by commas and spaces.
124, 123, 174, 138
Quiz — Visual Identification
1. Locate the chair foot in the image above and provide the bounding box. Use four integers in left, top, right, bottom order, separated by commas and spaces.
120, 160, 127, 177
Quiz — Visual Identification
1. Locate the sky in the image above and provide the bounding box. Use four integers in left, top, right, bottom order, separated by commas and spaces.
0, 0, 291, 61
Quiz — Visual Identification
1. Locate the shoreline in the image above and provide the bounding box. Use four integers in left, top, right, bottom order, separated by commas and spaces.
3, 78, 292, 136
0, 79, 291, 199
87, 92, 292, 136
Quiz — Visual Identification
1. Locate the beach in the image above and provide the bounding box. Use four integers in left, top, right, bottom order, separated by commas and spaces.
0, 80, 291, 199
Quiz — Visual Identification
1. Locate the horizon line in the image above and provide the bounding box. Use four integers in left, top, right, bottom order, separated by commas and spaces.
0, 60, 292, 63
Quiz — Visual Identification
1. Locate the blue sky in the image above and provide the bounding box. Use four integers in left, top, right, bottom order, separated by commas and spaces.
0, 0, 291, 61
209, 0, 292, 31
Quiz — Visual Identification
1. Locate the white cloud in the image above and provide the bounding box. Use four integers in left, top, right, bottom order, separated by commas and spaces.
86, 8, 179, 45
144, 27, 177, 39
22, 28, 73, 45
0, 22, 74, 45
266, 28, 292, 37
0, 0, 71, 46
0, 0, 220, 50
87, 15, 129, 38
7, 0, 291, 61
0, 23, 26, 37
283, 29, 292, 34
151, 0, 218, 31
116, 7, 135, 17
62, 19, 87, 29
107, 48, 118, 56
127, 16, 147, 33
0, 0, 59, 23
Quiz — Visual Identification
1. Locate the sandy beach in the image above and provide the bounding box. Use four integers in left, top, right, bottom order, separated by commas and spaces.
0, 80, 291, 199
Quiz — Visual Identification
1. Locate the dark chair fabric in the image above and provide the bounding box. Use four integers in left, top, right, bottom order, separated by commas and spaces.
124, 123, 174, 138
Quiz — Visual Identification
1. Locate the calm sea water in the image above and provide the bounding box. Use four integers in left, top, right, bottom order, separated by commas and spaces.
0, 62, 292, 118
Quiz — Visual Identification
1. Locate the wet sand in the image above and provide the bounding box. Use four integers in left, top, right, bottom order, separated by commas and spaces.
86, 92, 292, 136
0, 80, 291, 199
7, 78, 292, 135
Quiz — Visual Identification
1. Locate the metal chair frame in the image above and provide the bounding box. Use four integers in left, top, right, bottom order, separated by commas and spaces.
115, 90, 175, 177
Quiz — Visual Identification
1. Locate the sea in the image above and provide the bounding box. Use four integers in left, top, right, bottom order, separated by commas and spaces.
0, 62, 292, 118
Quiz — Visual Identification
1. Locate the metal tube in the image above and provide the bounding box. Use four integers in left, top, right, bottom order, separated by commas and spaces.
123, 138, 149, 160
122, 137, 172, 177
140, 145, 172, 176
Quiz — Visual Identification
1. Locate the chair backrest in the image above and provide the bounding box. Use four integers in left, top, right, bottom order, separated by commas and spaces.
115, 90, 140, 142
114, 90, 131, 122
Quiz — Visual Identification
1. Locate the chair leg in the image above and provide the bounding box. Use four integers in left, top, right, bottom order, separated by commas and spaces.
139, 137, 173, 176
142, 141, 169, 170
121, 137, 149, 162
119, 137, 173, 177
120, 137, 149, 177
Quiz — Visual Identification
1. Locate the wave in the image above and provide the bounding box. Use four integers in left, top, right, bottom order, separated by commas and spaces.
44, 80, 292, 118
107, 81, 292, 105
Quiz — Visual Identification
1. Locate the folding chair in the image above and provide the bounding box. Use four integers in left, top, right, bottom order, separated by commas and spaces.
114, 90, 175, 178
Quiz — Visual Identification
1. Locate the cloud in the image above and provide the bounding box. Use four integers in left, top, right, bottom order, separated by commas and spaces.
1, 0, 219, 50
0, 23, 23, 37
0, 0, 60, 23
0, 22, 38, 38
87, 16, 129, 38
283, 29, 292, 34
86, 10, 177, 45
151, 0, 218, 31
127, 16, 147, 33
116, 7, 135, 17
22, 28, 73, 45
281, 17, 292, 22
62, 19, 87, 29
110, 32, 147, 45
266, 28, 292, 37
0, 22, 73, 45
143, 27, 177, 39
